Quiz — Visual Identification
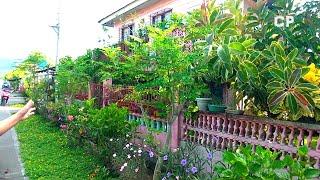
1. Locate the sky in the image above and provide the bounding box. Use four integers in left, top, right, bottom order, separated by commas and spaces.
0, 0, 310, 75
0, 0, 132, 75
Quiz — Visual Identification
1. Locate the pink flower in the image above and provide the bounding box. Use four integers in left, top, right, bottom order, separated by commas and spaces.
60, 124, 67, 130
67, 115, 74, 122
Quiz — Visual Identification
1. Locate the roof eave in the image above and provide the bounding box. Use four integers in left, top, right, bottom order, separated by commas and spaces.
98, 0, 157, 27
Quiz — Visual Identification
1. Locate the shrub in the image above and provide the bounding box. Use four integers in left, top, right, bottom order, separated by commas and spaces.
215, 145, 320, 179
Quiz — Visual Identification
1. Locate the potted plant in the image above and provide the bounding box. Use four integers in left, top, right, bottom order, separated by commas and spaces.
208, 82, 227, 113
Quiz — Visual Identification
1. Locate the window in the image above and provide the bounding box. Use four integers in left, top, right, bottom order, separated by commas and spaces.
120, 24, 134, 42
151, 8, 172, 25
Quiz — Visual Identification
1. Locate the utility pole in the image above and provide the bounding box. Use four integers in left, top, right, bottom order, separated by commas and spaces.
50, 10, 61, 102
50, 13, 60, 67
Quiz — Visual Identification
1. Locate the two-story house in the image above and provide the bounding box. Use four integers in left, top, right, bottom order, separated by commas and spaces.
98, 0, 268, 44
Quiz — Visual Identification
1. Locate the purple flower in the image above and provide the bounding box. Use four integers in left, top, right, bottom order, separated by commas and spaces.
207, 152, 213, 160
162, 177, 167, 180
167, 172, 172, 177
191, 167, 198, 174
163, 155, 168, 161
181, 159, 187, 166
149, 151, 154, 158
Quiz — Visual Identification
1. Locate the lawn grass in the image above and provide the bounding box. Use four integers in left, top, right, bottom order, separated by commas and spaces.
15, 115, 104, 179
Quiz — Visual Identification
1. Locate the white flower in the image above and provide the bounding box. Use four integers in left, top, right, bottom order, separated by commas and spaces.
138, 149, 142, 154
123, 163, 128, 167
135, 168, 139, 172
129, 143, 133, 145
110, 138, 113, 142
125, 144, 130, 148
120, 166, 124, 172
134, 150, 137, 153
127, 154, 131, 159
143, 145, 147, 148
113, 153, 117, 157
117, 139, 119, 141
173, 149, 178, 153
175, 176, 179, 180
133, 155, 136, 157
126, 134, 129, 137
130, 148, 133, 151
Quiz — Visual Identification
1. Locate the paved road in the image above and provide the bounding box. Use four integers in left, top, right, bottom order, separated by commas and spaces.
0, 94, 27, 179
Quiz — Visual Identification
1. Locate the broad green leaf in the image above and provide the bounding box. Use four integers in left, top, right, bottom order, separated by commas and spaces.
289, 68, 301, 87
272, 42, 285, 57
268, 90, 287, 106
275, 55, 286, 69
242, 39, 256, 48
294, 58, 307, 66
217, 45, 231, 63
210, 9, 219, 24
238, 64, 249, 82
298, 146, 308, 156
297, 83, 319, 91
221, 28, 239, 35
223, 151, 236, 163
269, 68, 285, 81
234, 161, 249, 177
244, 60, 259, 77
287, 93, 298, 114
266, 81, 284, 90
275, 169, 290, 179
287, 48, 299, 62
217, 18, 234, 33
304, 169, 320, 179
246, 21, 259, 28
229, 42, 246, 53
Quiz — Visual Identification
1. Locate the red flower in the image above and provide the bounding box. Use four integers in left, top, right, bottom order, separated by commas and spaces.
67, 115, 74, 122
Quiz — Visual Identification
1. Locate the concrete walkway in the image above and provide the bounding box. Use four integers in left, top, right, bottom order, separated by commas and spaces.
0, 95, 27, 179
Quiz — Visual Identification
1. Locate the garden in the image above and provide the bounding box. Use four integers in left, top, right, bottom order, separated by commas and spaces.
6, 0, 320, 179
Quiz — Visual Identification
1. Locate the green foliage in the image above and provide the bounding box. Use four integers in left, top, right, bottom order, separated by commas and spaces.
215, 145, 320, 179
265, 42, 319, 120
15, 115, 107, 179
245, 0, 320, 65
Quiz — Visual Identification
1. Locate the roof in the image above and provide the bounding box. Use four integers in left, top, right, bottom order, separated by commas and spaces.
98, 0, 159, 27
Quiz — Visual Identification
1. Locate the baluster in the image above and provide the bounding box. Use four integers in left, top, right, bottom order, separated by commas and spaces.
258, 123, 265, 140
265, 124, 273, 143
206, 115, 211, 130
212, 135, 217, 148
288, 127, 295, 146
206, 134, 210, 146
212, 116, 217, 131
252, 123, 258, 139
280, 126, 287, 144
297, 129, 304, 146
245, 121, 251, 137
233, 120, 238, 135
228, 119, 233, 134
203, 115, 207, 129
239, 121, 245, 137
273, 126, 279, 143
217, 118, 222, 132
221, 138, 226, 150
306, 130, 313, 148
222, 118, 228, 133
198, 132, 202, 144
197, 115, 202, 128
